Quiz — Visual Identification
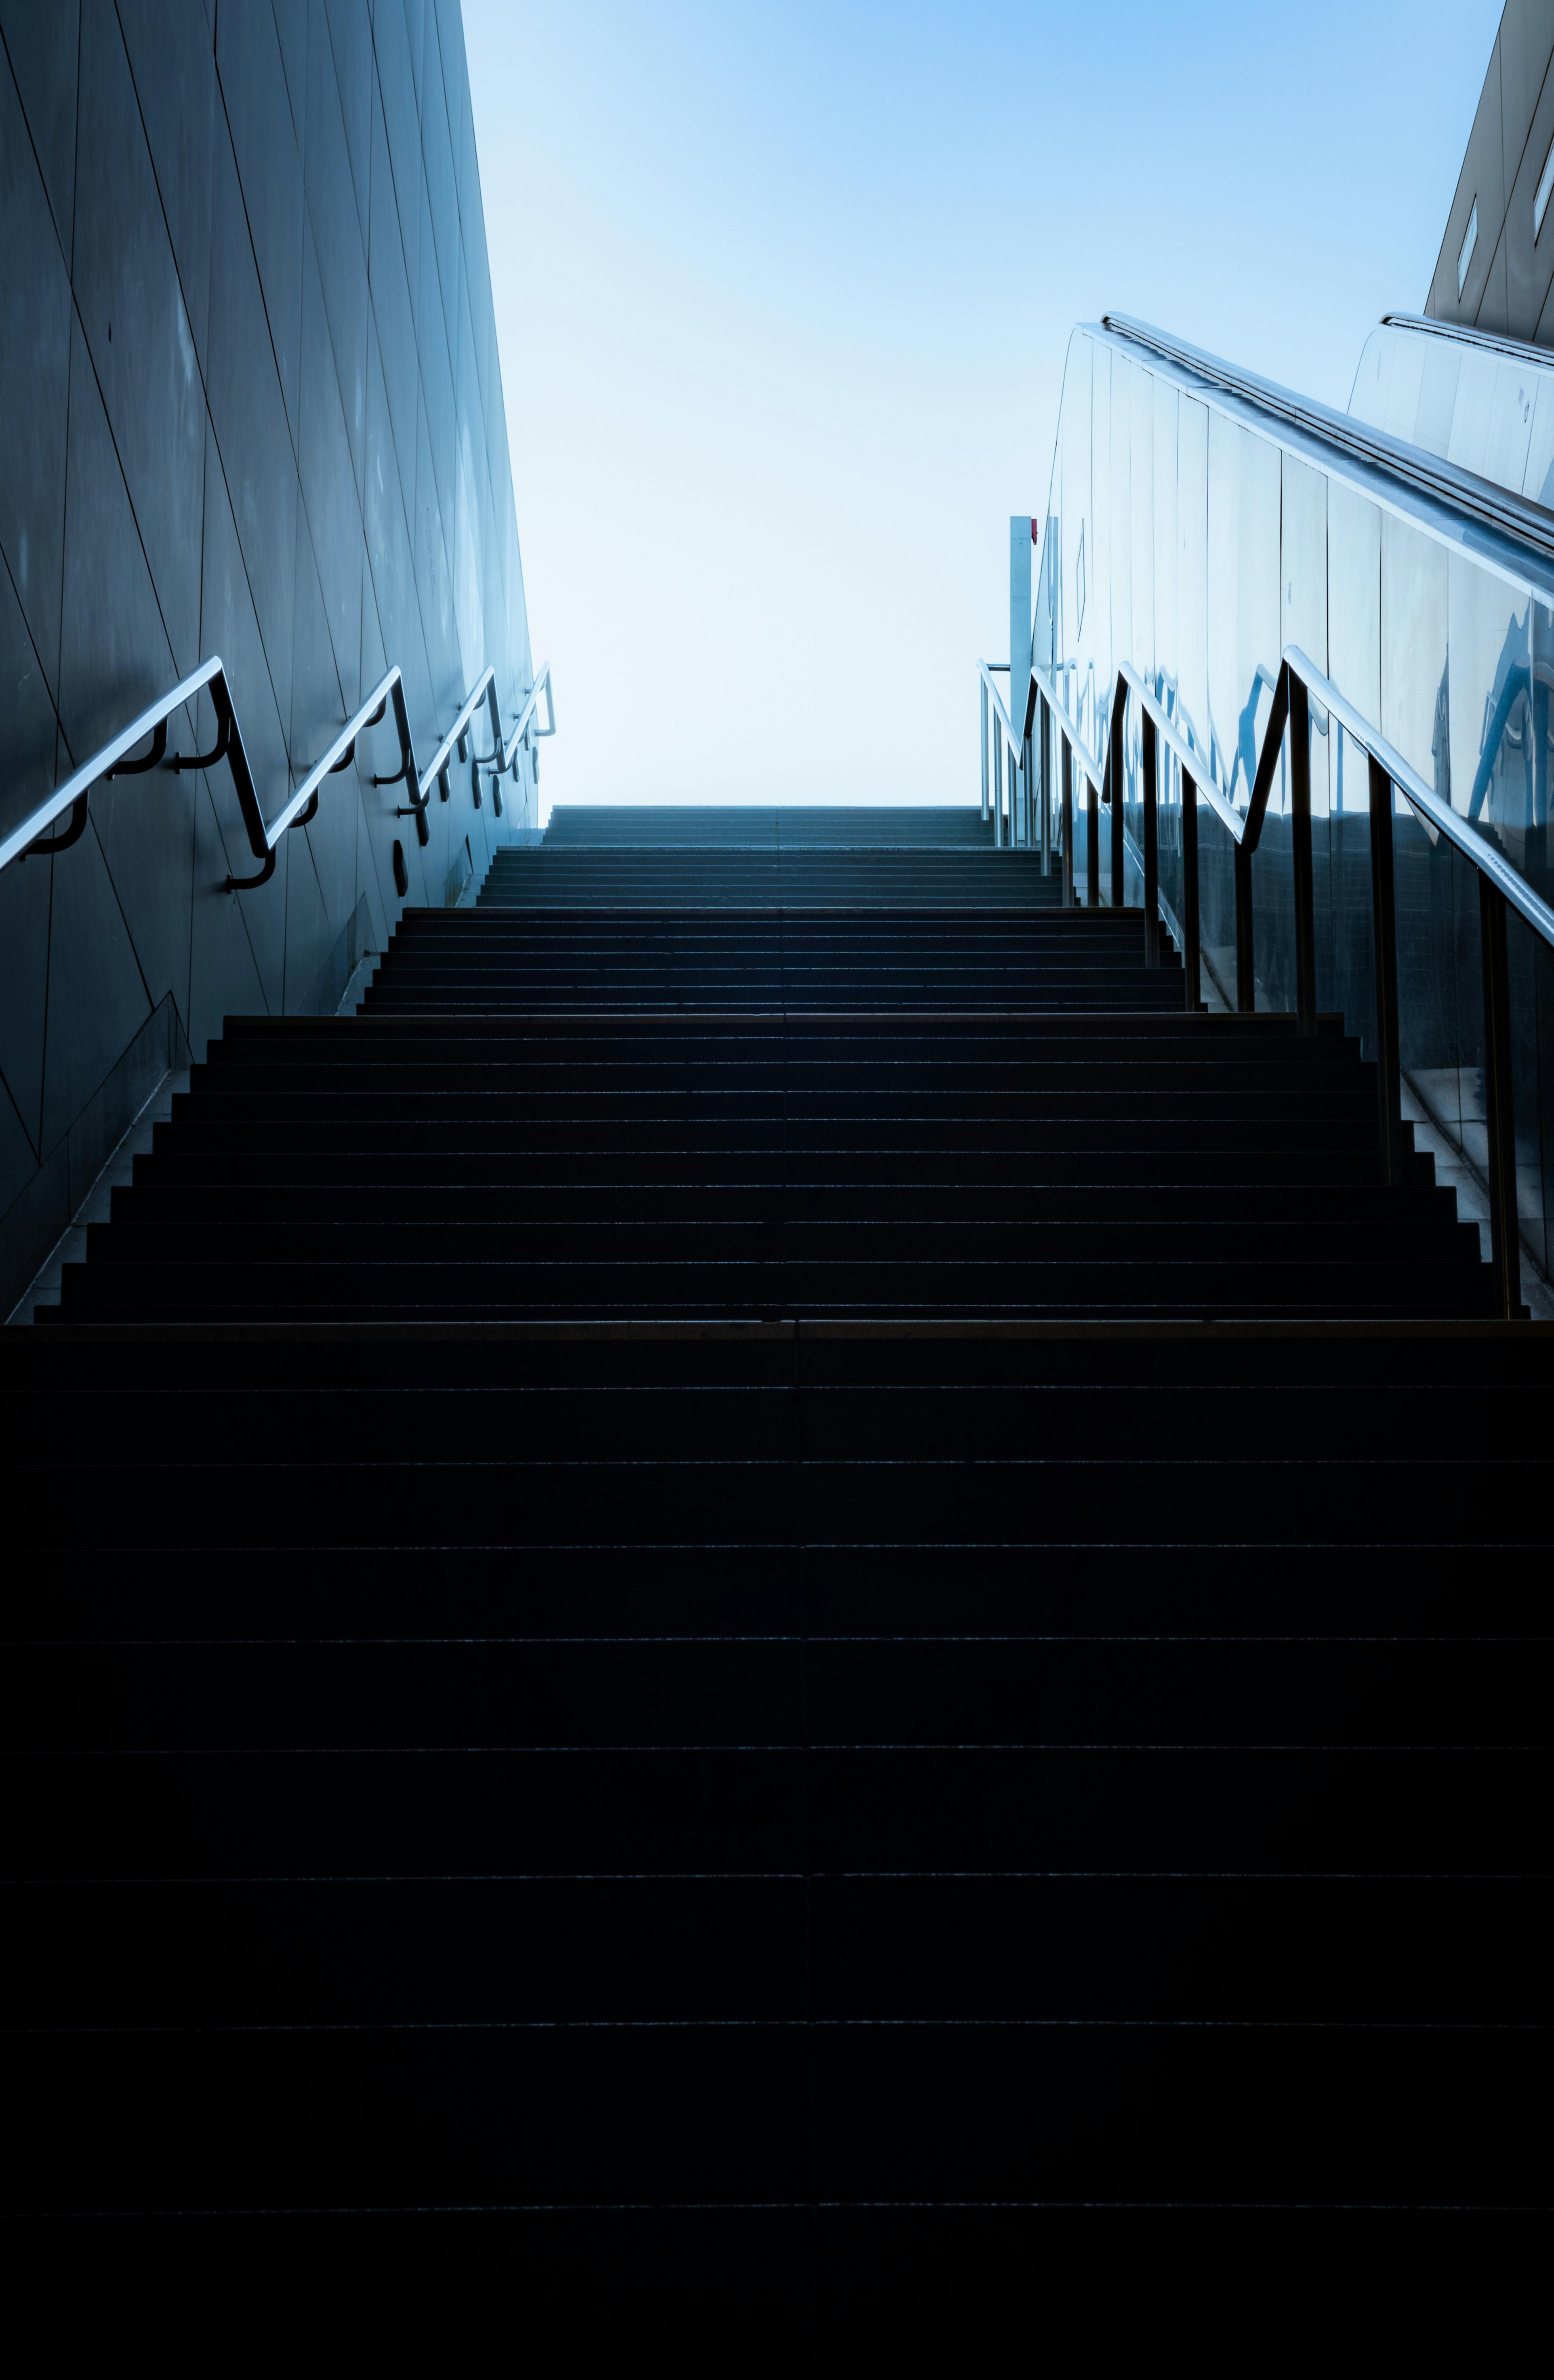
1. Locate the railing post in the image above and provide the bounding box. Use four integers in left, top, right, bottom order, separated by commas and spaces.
1367, 751, 1404, 1185
1062, 738, 1074, 908
980, 679, 989, 823
1039, 694, 1051, 876
1010, 515, 1033, 839
1142, 712, 1159, 966
1086, 772, 1099, 908
1022, 729, 1033, 849
1479, 874, 1522, 1318
1182, 767, 1201, 1011
1110, 700, 1125, 909
1289, 674, 1316, 1035
1234, 838, 1255, 1010
993, 727, 1003, 850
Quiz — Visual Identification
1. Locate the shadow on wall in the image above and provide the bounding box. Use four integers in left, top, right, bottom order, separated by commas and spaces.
0, 0, 538, 1316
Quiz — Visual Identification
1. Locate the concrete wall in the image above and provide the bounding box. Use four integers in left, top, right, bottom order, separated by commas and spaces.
0, 0, 537, 1309
1426, 0, 1554, 342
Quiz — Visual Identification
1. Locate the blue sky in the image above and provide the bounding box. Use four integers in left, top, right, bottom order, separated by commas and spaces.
463, 0, 1506, 808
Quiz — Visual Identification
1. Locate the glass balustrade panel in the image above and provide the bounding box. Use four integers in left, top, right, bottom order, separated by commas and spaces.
1033, 321, 1554, 1291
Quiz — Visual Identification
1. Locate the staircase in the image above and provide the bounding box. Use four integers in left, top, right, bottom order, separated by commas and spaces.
3, 806, 1546, 2306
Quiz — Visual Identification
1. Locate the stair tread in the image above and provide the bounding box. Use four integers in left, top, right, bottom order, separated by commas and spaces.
7, 836, 1539, 2227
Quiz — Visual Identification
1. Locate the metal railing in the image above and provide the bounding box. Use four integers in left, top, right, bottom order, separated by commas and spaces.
1102, 311, 1554, 570
1007, 640, 1554, 1319
392, 660, 555, 828
1, 654, 553, 892
410, 665, 504, 822
978, 659, 1055, 858
509, 660, 556, 763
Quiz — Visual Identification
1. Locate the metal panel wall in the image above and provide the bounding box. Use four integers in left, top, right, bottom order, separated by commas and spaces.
0, 0, 536, 1301
1426, 0, 1554, 343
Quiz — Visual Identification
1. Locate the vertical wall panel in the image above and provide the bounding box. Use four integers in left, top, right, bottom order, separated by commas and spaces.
40, 818, 154, 1156
324, 0, 373, 249
205, 112, 299, 744
298, 224, 365, 713
55, 313, 179, 778
196, 422, 289, 1013
0, 53, 72, 707
0, 0, 80, 258
74, 0, 206, 677
115, 0, 217, 372
0, 843, 54, 1159
305, 2, 370, 493
216, 0, 305, 448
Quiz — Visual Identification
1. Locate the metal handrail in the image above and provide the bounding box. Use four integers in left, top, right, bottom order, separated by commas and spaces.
1028, 658, 1106, 798
1283, 645, 1554, 950
417, 666, 503, 804
4, 654, 554, 891
1378, 309, 1554, 371
1, 658, 419, 892
254, 665, 417, 889
978, 658, 1043, 852
1100, 312, 1554, 573
1012, 633, 1549, 1314
978, 659, 1022, 767
1023, 641, 1554, 952
507, 660, 556, 754
412, 661, 555, 822
1111, 662, 1241, 845
1, 656, 226, 875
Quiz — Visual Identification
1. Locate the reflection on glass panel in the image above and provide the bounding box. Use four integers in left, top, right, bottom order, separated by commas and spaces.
1380, 333, 1424, 444
1327, 482, 1381, 728
1349, 330, 1390, 429
1206, 412, 1239, 800
1484, 362, 1538, 493
1397, 815, 1480, 1181
1236, 430, 1281, 799
1152, 375, 1178, 713
1523, 380, 1554, 507
1176, 395, 1209, 765
1089, 347, 1111, 765
1283, 455, 1331, 1010
1507, 913, 1554, 1272
1060, 330, 1090, 694
1281, 455, 1327, 666
1234, 428, 1283, 1011
1325, 486, 1382, 1059
1157, 743, 1183, 958
1031, 320, 1554, 1299
1348, 320, 1554, 496
1448, 555, 1534, 857
1130, 370, 1154, 690
1110, 353, 1132, 712
1381, 514, 1449, 793
1384, 511, 1459, 1123
1415, 342, 1461, 458
1505, 604, 1554, 1271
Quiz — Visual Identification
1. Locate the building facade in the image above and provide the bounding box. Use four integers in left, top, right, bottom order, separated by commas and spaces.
1426, 0, 1554, 343
0, 0, 537, 1311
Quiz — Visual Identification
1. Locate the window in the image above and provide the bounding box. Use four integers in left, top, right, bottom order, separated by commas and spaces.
1457, 197, 1478, 296
1536, 136, 1554, 241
